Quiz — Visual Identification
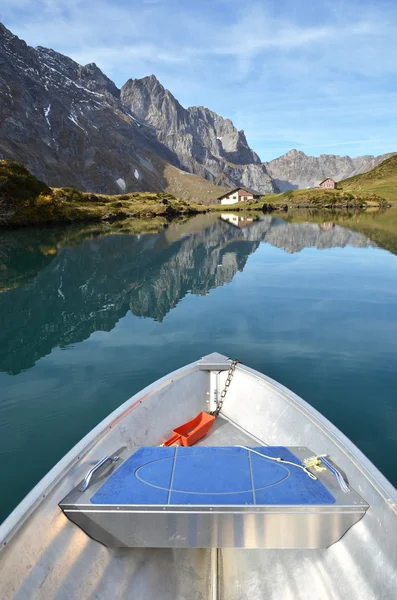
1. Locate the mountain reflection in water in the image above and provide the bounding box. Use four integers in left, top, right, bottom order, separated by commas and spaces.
0, 214, 377, 374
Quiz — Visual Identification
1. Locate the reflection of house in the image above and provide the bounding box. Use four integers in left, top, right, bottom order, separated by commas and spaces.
220, 214, 255, 228
320, 222, 335, 232
315, 178, 336, 189
218, 187, 259, 205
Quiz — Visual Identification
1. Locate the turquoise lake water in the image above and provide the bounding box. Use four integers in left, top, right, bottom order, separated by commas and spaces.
0, 211, 397, 523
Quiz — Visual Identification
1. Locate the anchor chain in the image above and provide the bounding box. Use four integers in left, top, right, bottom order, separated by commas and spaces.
210, 359, 239, 418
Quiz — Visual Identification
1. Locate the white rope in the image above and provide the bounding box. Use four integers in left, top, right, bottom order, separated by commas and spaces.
236, 445, 318, 481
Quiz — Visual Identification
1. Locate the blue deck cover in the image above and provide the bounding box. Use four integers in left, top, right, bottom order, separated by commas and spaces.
90, 446, 335, 506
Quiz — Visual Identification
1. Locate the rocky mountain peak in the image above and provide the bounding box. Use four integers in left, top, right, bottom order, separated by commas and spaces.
121, 75, 187, 130
145, 73, 163, 86
80, 62, 120, 98
285, 149, 305, 159
126, 74, 165, 95
120, 75, 273, 192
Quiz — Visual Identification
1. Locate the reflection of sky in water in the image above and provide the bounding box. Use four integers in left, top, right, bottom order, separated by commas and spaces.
0, 217, 397, 523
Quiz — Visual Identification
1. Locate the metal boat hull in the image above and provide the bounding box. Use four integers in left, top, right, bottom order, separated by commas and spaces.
0, 353, 396, 599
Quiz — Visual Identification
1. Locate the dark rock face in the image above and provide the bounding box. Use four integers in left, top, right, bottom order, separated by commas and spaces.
0, 23, 276, 196
0, 23, 185, 195
121, 76, 276, 194
265, 149, 396, 191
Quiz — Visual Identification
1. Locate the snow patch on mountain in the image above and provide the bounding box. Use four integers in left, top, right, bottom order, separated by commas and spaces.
116, 178, 126, 191
44, 104, 51, 128
68, 114, 87, 134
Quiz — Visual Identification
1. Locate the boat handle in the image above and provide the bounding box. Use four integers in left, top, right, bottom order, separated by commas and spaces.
78, 455, 119, 492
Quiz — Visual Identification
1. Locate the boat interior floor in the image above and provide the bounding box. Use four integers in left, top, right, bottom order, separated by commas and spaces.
195, 415, 263, 447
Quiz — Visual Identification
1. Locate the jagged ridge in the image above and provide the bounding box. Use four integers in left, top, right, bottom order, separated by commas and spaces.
265, 149, 395, 191
120, 75, 275, 194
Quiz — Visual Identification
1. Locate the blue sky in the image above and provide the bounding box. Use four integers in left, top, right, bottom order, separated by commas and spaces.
1, 0, 397, 161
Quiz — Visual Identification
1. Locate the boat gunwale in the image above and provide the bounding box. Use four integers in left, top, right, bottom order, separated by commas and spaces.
61, 506, 367, 514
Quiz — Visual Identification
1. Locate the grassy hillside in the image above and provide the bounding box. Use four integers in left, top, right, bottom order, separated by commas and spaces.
163, 163, 227, 204
0, 161, 210, 228
339, 155, 397, 202
258, 188, 389, 210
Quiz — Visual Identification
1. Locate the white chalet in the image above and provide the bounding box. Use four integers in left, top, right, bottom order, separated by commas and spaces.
218, 187, 259, 205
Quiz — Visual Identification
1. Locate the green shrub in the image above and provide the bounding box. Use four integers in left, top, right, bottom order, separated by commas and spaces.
57, 187, 84, 203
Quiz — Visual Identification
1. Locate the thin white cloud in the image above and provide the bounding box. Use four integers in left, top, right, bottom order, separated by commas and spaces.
213, 16, 373, 58
3, 1, 383, 71
72, 44, 189, 70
